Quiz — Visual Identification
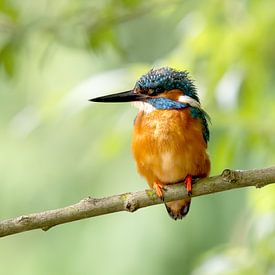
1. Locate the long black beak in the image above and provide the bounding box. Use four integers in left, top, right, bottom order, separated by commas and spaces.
89, 90, 147, 103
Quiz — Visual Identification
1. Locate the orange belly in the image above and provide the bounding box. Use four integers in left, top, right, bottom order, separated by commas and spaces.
132, 108, 210, 188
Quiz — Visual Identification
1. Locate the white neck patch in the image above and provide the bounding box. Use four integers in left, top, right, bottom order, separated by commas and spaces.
178, 95, 201, 108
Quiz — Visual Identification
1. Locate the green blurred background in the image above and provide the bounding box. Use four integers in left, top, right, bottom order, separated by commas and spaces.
0, 0, 275, 274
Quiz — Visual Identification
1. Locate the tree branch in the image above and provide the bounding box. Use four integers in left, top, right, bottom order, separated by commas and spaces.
1, 166, 275, 238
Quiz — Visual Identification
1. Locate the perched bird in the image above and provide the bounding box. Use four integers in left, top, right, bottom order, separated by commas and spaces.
90, 67, 210, 220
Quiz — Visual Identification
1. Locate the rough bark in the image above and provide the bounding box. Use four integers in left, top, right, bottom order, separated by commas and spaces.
0, 166, 275, 238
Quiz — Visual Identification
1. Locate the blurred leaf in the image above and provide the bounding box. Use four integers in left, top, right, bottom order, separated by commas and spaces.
0, 43, 15, 75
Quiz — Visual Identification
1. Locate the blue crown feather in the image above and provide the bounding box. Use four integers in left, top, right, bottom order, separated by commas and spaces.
136, 67, 200, 103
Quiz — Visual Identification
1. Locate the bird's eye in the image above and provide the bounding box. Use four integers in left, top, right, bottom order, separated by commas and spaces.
155, 87, 165, 94
148, 89, 155, 95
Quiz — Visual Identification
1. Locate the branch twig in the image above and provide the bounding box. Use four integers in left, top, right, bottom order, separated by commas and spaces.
1, 167, 275, 238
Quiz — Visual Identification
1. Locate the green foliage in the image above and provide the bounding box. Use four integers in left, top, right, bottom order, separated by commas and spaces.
0, 0, 274, 274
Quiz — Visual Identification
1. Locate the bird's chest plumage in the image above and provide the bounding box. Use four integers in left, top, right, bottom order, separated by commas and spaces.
132, 109, 210, 187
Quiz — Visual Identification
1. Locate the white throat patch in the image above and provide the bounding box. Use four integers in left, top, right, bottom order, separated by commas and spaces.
178, 95, 201, 108
131, 101, 156, 113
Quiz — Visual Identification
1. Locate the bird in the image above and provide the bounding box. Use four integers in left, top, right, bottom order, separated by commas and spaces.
90, 67, 210, 220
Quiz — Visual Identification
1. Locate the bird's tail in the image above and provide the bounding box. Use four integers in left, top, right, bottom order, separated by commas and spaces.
165, 198, 191, 220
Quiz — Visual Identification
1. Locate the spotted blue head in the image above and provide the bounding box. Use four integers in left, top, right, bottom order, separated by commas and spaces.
135, 67, 199, 102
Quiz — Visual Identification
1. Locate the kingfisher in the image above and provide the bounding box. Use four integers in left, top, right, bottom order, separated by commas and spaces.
90, 67, 210, 220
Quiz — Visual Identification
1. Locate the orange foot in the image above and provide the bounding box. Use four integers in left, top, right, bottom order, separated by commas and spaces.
184, 175, 193, 196
153, 181, 165, 201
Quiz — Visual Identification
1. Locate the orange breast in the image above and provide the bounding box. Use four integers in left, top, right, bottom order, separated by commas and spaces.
132, 108, 210, 187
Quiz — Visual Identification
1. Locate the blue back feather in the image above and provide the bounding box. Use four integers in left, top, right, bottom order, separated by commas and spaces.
190, 107, 210, 142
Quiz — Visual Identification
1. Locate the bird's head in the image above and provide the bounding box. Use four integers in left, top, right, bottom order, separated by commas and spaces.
90, 67, 201, 111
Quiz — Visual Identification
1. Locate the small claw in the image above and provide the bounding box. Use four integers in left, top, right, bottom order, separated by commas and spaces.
153, 181, 165, 201
184, 175, 193, 196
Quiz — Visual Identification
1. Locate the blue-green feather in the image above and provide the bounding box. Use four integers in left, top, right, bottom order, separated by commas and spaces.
136, 67, 199, 102
146, 97, 188, 110
190, 107, 210, 143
